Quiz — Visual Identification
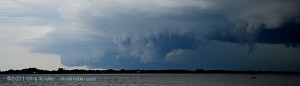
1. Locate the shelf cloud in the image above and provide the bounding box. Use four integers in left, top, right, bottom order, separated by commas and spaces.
6, 0, 299, 70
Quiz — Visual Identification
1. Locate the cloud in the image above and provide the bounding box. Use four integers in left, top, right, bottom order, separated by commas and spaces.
209, 0, 300, 44
114, 32, 200, 63
257, 23, 300, 47
0, 0, 61, 18
210, 22, 300, 47
18, 0, 300, 70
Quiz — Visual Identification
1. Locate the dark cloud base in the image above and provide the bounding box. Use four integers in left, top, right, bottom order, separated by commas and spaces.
209, 22, 300, 48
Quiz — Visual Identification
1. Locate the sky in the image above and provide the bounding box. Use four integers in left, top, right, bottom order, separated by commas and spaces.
0, 0, 300, 71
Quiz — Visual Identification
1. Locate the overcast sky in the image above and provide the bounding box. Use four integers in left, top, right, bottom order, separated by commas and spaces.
1, 0, 300, 71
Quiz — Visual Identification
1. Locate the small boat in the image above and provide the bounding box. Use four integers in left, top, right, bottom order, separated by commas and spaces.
250, 75, 256, 79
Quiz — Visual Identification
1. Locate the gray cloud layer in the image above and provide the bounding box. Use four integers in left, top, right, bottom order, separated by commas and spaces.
21, 0, 300, 70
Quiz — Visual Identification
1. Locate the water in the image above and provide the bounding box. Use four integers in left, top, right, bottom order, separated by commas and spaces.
1, 74, 300, 86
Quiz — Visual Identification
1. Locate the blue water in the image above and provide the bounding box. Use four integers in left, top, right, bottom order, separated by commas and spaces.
1, 74, 300, 86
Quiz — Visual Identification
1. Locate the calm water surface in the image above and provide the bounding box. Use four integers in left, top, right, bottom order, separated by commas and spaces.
1, 74, 300, 86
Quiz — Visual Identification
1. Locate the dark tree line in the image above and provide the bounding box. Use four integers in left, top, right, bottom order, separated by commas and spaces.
0, 68, 299, 74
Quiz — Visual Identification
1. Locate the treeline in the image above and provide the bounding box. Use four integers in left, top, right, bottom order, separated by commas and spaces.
0, 68, 299, 74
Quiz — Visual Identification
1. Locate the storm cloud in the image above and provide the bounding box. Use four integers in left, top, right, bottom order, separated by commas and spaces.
210, 22, 300, 47
18, 0, 300, 70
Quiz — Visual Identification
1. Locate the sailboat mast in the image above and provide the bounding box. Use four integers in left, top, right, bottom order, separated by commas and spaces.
252, 62, 255, 75
250, 61, 256, 79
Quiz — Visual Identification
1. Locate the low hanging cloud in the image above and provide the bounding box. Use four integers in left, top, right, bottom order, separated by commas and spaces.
210, 22, 300, 47
209, 0, 300, 46
114, 32, 200, 63
21, 0, 300, 69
